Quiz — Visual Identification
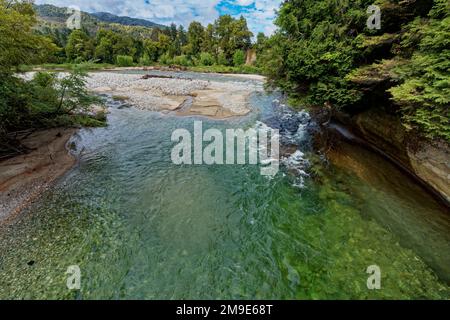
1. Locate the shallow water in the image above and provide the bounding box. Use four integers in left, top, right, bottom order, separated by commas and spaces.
0, 72, 449, 299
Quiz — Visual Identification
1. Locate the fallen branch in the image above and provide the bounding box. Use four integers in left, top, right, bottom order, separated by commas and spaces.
141, 74, 193, 81
141, 74, 174, 80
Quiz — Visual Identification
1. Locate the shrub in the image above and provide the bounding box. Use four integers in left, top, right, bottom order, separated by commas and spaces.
233, 50, 246, 66
238, 65, 260, 74
139, 53, 152, 66
199, 52, 215, 66
217, 52, 229, 66
389, 16, 450, 141
116, 55, 134, 67
172, 55, 191, 67
159, 53, 173, 65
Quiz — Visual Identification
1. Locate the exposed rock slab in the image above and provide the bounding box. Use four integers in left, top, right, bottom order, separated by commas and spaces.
334, 108, 450, 204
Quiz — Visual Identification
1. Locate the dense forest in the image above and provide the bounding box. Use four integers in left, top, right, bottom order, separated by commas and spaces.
258, 0, 449, 142
34, 4, 256, 69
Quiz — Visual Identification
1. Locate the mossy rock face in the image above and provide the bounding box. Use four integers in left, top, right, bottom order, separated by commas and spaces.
346, 59, 404, 88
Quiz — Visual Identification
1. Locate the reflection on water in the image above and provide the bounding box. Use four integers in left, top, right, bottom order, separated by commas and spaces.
328, 141, 450, 283
0, 72, 448, 299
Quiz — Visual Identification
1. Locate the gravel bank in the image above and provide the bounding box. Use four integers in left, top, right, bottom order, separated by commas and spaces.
87, 72, 257, 117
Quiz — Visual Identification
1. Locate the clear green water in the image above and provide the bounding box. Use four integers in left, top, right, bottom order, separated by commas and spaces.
0, 73, 449, 299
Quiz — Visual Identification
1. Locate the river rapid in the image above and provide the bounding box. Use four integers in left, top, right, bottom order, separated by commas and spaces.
0, 71, 448, 299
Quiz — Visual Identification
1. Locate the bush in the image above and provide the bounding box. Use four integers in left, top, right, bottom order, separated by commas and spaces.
116, 55, 134, 67
233, 50, 246, 66
217, 52, 229, 66
139, 53, 152, 66
172, 55, 191, 67
159, 53, 173, 65
238, 65, 260, 74
1, 69, 103, 133
199, 52, 215, 66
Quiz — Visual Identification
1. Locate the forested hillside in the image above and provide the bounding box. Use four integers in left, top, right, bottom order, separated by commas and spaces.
33, 4, 163, 51
259, 0, 449, 142
91, 11, 166, 29
33, 3, 255, 70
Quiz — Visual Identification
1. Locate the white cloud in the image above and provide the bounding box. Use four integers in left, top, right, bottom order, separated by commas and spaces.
232, 0, 281, 35
35, 0, 220, 26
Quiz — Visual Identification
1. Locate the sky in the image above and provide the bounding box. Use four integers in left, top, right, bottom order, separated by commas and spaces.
35, 0, 283, 35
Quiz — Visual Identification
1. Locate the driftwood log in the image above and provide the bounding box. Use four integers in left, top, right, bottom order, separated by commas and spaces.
141, 74, 174, 80
141, 74, 193, 81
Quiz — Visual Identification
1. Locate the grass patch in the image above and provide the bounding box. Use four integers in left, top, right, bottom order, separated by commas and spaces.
188, 64, 261, 74
30, 62, 116, 71
23, 62, 261, 75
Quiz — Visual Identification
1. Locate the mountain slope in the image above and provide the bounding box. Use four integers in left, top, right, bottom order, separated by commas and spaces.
34, 4, 100, 26
34, 4, 165, 32
92, 12, 166, 29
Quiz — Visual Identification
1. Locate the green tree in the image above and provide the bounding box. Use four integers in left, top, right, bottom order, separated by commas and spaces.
231, 16, 252, 51
142, 39, 160, 62
0, 0, 57, 69
233, 50, 245, 66
116, 55, 134, 67
113, 34, 136, 58
157, 33, 171, 56
178, 25, 188, 47
262, 0, 449, 142
261, 0, 372, 106
199, 52, 215, 66
255, 32, 268, 53
187, 21, 205, 57
202, 23, 217, 55
0, 1, 102, 156
389, 13, 450, 140
214, 15, 253, 64
66, 29, 94, 62
167, 23, 181, 57
95, 34, 114, 63
215, 15, 234, 64
94, 29, 138, 64
55, 68, 102, 114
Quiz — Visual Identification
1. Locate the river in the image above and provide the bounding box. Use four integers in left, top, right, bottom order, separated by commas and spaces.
0, 71, 448, 299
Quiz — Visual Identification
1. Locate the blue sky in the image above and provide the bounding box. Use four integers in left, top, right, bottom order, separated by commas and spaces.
35, 0, 282, 35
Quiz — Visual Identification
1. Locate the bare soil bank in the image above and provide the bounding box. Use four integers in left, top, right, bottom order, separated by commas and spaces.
0, 128, 77, 224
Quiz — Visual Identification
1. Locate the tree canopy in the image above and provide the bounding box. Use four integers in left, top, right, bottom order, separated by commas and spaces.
259, 0, 449, 141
